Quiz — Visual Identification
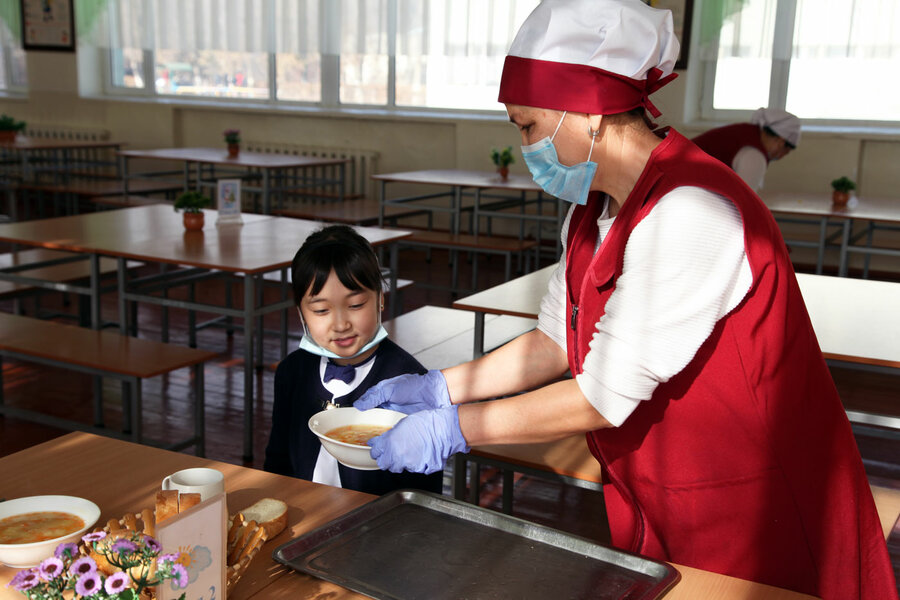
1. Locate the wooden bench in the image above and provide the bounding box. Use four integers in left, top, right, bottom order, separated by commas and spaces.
15, 178, 183, 218
0, 312, 218, 454
389, 228, 539, 294
273, 197, 429, 226
0, 248, 142, 325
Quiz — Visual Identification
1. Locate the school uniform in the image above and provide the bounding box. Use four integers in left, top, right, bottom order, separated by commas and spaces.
264, 339, 443, 495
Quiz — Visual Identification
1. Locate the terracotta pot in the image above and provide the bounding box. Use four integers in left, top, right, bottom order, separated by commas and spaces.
183, 211, 205, 231
0, 130, 17, 144
832, 190, 850, 207
497, 166, 509, 180
227, 143, 240, 158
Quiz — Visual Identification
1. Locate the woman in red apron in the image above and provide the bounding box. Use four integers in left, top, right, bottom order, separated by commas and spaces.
355, 1, 896, 597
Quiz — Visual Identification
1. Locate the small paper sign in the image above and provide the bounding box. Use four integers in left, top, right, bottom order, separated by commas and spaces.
216, 179, 243, 225
157, 492, 227, 600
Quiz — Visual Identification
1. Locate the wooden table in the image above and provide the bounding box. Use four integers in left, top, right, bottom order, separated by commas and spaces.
761, 191, 900, 277
0, 205, 411, 460
119, 148, 351, 214
373, 169, 561, 256
0, 432, 819, 600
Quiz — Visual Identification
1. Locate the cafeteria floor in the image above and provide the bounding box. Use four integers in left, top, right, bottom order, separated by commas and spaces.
1, 244, 898, 586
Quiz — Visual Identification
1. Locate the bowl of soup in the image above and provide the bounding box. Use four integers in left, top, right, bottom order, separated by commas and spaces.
308, 407, 406, 470
0, 495, 101, 567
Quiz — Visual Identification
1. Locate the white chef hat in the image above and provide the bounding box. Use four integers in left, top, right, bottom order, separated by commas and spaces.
498, 0, 680, 117
751, 108, 801, 148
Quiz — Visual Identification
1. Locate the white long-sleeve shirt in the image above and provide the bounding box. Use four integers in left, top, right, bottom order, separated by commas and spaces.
537, 187, 753, 426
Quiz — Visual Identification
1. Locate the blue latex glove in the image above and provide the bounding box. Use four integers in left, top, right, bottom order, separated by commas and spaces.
353, 369, 450, 415
368, 406, 470, 474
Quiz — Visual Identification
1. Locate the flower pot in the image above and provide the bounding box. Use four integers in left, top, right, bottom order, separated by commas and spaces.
0, 130, 17, 144
832, 190, 850, 207
183, 211, 205, 231
227, 143, 240, 158
497, 166, 509, 180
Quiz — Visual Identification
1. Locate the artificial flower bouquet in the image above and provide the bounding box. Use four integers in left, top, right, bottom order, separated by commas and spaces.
7, 530, 187, 600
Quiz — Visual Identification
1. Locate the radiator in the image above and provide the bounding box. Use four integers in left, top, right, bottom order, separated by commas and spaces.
24, 124, 111, 142
245, 141, 379, 200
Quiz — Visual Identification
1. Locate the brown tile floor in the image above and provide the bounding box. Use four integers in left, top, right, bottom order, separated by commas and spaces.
1, 246, 898, 584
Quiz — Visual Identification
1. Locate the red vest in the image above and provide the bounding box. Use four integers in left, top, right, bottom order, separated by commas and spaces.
692, 122, 769, 168
565, 131, 896, 600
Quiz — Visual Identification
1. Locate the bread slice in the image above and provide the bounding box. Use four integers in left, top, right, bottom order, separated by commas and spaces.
156, 490, 179, 524
239, 498, 287, 539
178, 492, 202, 512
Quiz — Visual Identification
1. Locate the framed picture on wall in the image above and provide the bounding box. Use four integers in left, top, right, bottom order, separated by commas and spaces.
647, 0, 694, 70
20, 0, 75, 52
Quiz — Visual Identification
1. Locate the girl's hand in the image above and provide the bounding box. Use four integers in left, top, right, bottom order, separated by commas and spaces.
353, 370, 450, 414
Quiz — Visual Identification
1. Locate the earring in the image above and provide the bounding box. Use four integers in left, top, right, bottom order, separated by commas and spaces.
588, 127, 601, 137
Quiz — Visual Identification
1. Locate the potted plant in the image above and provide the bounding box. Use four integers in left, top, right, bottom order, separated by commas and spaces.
0, 114, 26, 143
224, 128, 241, 158
174, 190, 212, 230
830, 176, 856, 207
490, 146, 515, 180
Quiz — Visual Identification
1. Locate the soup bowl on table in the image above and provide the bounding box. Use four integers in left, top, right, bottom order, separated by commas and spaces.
309, 407, 405, 470
0, 495, 101, 568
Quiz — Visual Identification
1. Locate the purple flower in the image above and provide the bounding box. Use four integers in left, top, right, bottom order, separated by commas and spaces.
68, 556, 97, 577
110, 538, 139, 554
82, 531, 107, 543
75, 572, 102, 596
38, 557, 64, 581
7, 569, 39, 591
54, 541, 79, 560
157, 552, 179, 567
104, 571, 130, 595
171, 563, 189, 589
142, 535, 161, 553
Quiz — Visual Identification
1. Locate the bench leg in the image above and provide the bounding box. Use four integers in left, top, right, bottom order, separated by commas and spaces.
188, 282, 197, 348
193, 363, 206, 457
501, 470, 515, 515
121, 380, 132, 435
452, 454, 468, 500
468, 461, 481, 505
131, 377, 142, 444
92, 376, 104, 428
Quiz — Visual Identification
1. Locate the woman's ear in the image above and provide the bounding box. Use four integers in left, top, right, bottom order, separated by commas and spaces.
586, 114, 603, 137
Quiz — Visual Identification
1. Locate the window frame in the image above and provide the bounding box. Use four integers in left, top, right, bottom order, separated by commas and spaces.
693, 0, 900, 131
97, 0, 518, 119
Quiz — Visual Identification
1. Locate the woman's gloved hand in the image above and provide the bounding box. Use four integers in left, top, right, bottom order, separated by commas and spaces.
367, 405, 470, 474
353, 369, 450, 415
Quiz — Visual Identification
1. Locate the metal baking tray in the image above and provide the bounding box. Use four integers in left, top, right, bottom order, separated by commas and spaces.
273, 489, 680, 599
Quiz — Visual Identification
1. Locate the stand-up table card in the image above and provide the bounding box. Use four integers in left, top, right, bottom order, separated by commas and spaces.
216, 179, 243, 225
157, 492, 227, 600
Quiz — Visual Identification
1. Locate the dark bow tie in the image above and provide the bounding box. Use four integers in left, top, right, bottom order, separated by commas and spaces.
323, 361, 356, 384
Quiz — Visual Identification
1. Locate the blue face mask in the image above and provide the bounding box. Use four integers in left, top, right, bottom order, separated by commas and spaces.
297, 294, 388, 360
521, 111, 598, 206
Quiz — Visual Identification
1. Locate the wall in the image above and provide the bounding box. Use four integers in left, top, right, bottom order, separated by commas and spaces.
2, 48, 898, 275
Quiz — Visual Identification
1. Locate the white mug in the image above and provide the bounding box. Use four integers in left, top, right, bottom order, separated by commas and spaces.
161, 467, 225, 501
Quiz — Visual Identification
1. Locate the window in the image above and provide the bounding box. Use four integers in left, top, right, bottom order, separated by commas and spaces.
698, 0, 900, 124
0, 4, 27, 92
90, 0, 536, 112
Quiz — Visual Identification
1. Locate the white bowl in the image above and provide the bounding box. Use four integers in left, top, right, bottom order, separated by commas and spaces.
0, 495, 101, 568
309, 407, 406, 470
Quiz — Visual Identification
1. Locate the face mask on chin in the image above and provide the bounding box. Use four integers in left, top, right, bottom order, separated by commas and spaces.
297, 295, 388, 361
521, 111, 598, 206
